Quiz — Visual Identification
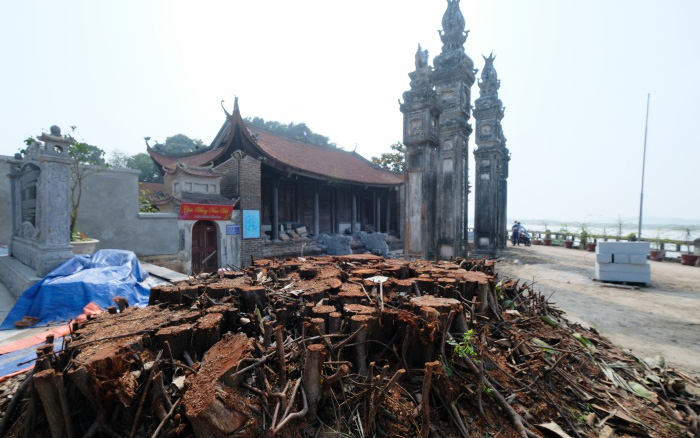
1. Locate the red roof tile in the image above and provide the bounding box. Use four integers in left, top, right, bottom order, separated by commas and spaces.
148, 146, 227, 169
252, 129, 404, 186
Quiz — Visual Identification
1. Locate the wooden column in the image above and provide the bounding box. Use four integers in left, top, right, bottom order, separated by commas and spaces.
272, 181, 279, 241
331, 187, 337, 234
377, 193, 382, 232
295, 180, 302, 224
313, 188, 320, 237
372, 190, 377, 230
385, 190, 391, 233
351, 190, 357, 235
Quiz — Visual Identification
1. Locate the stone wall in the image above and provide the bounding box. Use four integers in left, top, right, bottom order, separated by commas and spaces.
75, 166, 180, 257
0, 156, 13, 246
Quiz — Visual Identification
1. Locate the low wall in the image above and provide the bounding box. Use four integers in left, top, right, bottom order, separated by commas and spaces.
76, 167, 180, 256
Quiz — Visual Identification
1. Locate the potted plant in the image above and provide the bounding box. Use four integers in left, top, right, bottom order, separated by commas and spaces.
543, 229, 552, 246
577, 222, 589, 250
541, 222, 552, 246
71, 230, 99, 255
649, 229, 664, 262
561, 223, 573, 248
676, 226, 699, 266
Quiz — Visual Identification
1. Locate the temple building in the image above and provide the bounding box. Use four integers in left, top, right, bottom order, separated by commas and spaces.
146, 99, 403, 267
473, 54, 510, 255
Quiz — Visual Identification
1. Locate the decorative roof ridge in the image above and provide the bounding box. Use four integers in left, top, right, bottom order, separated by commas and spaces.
243, 123, 357, 155
162, 162, 224, 177
146, 143, 220, 159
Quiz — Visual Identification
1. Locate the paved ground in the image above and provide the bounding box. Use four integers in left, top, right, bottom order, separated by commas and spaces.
495, 244, 700, 376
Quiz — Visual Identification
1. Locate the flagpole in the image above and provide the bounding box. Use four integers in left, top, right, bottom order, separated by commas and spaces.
638, 93, 650, 239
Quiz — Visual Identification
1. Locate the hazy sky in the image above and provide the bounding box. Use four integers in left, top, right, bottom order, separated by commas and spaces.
1, 0, 698, 223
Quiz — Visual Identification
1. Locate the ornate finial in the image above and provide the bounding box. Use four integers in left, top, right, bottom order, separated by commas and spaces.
481, 51, 497, 82
221, 100, 231, 118
478, 51, 500, 95
144, 136, 151, 148
414, 44, 429, 69
234, 96, 239, 113
50, 125, 61, 136
438, 0, 468, 52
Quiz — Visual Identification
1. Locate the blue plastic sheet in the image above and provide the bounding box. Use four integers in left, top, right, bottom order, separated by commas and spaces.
0, 341, 62, 378
1, 250, 151, 330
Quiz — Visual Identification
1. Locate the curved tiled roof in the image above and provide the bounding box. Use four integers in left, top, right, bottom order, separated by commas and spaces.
163, 164, 223, 177
148, 146, 226, 169
252, 128, 404, 186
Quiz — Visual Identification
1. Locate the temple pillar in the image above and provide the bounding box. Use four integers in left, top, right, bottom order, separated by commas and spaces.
295, 181, 302, 224
331, 187, 337, 234
372, 191, 377, 230
313, 188, 320, 236
271, 181, 279, 241
385, 191, 391, 233
376, 193, 382, 232
351, 190, 357, 235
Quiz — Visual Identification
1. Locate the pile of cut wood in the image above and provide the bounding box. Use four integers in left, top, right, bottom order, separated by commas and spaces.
1, 254, 698, 437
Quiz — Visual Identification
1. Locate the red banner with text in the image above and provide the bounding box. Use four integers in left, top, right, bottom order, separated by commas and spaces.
178, 203, 233, 221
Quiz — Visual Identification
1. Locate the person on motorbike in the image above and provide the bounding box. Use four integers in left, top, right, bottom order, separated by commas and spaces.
511, 221, 520, 246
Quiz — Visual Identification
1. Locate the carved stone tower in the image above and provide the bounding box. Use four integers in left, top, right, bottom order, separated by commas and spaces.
473, 54, 510, 255
400, 45, 441, 259
402, 0, 475, 259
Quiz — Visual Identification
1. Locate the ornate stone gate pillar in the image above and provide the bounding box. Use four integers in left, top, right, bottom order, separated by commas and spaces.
9, 126, 75, 276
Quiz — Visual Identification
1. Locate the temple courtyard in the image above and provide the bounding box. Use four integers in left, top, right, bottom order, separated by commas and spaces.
497, 244, 700, 376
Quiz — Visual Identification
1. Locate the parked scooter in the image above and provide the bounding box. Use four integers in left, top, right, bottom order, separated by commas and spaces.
512, 227, 532, 246
518, 228, 532, 246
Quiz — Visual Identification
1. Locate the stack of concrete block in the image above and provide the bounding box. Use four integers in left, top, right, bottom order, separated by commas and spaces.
594, 242, 650, 284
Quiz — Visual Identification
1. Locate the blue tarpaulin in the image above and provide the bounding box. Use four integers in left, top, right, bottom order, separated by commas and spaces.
1, 250, 151, 330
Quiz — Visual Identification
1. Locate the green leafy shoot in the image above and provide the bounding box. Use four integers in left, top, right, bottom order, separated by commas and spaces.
447, 330, 478, 360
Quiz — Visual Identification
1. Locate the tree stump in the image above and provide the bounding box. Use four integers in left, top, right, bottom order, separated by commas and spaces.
155, 324, 194, 359
194, 313, 223, 358
237, 285, 267, 313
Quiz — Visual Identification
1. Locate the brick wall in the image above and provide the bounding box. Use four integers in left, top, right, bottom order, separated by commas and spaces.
163, 173, 174, 194
216, 157, 240, 199
238, 155, 262, 267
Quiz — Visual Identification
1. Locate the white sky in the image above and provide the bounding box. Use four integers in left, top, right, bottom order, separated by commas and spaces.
1, 0, 698, 223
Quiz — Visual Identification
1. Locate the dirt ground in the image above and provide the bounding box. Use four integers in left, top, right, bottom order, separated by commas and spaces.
495, 244, 700, 376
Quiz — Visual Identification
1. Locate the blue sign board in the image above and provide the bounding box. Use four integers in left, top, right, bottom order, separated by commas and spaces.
226, 225, 241, 236
242, 210, 260, 239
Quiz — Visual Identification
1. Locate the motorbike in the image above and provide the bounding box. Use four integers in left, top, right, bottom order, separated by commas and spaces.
512, 228, 532, 246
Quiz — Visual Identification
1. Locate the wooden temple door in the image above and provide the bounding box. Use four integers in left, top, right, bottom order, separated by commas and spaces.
192, 221, 218, 274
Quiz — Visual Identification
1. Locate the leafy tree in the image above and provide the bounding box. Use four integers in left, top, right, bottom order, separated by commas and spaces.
155, 134, 205, 154
108, 151, 163, 183
138, 189, 158, 213
244, 117, 337, 148
127, 153, 163, 183
108, 150, 131, 168
371, 142, 405, 172
64, 127, 109, 238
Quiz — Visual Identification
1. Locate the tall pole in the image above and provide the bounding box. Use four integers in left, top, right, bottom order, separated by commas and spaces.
638, 93, 650, 239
